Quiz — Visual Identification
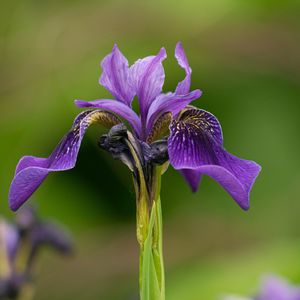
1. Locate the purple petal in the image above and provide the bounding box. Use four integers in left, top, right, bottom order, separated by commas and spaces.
168, 108, 261, 210
257, 276, 300, 300
175, 42, 192, 95
75, 99, 142, 137
146, 89, 201, 137
180, 169, 202, 192
9, 110, 120, 211
99, 44, 135, 105
129, 47, 167, 120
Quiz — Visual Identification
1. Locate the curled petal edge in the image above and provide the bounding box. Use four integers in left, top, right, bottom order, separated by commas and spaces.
175, 42, 192, 95
75, 99, 142, 137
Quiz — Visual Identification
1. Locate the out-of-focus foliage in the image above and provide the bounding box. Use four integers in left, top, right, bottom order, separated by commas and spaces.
0, 0, 299, 299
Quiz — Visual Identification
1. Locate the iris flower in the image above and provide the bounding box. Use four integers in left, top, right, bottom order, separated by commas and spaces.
9, 42, 260, 211
8, 42, 261, 300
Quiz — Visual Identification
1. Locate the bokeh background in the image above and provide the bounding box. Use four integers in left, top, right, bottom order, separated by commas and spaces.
1, 0, 300, 299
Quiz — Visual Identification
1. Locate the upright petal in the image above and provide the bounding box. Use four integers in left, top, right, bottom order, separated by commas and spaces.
168, 108, 261, 210
129, 47, 167, 119
146, 89, 201, 137
99, 44, 135, 105
75, 99, 142, 137
175, 42, 192, 95
9, 110, 120, 211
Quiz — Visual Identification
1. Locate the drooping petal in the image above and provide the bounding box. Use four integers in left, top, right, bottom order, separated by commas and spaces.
146, 89, 201, 137
168, 108, 261, 210
99, 44, 135, 105
9, 110, 121, 211
75, 99, 142, 137
175, 42, 192, 95
129, 47, 167, 119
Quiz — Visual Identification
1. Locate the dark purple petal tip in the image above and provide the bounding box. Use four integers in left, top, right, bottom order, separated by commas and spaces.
187, 161, 261, 210
180, 169, 203, 193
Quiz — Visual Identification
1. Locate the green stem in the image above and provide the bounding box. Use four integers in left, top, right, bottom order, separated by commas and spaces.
126, 132, 166, 300
138, 167, 165, 300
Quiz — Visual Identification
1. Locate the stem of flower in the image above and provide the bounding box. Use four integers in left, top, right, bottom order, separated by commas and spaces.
136, 166, 165, 300
124, 131, 166, 299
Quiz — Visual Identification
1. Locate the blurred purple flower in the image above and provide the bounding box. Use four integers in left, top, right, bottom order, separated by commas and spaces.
0, 207, 72, 299
0, 273, 24, 300
222, 276, 300, 300
255, 276, 300, 300
15, 205, 37, 233
15, 207, 73, 269
9, 42, 261, 211
0, 220, 19, 265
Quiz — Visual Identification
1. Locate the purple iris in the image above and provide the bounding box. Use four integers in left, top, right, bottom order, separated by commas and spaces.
8, 42, 261, 211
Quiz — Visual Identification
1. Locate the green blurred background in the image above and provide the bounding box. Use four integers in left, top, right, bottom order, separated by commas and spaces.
1, 0, 300, 299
